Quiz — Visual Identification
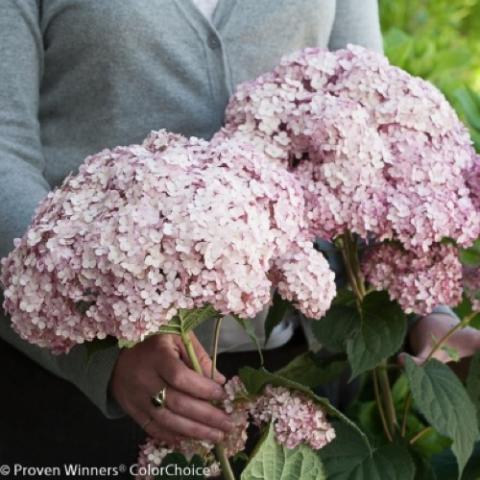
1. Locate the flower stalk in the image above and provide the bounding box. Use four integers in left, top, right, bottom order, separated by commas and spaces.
181, 330, 236, 480
341, 232, 397, 440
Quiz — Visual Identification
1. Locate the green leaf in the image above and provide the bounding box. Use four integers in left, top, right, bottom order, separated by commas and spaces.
238, 366, 371, 451
85, 336, 117, 360
157, 305, 219, 336
384, 28, 415, 68
318, 421, 415, 480
454, 87, 480, 131
181, 305, 220, 333
312, 304, 360, 352
404, 356, 479, 478
392, 374, 410, 407
347, 291, 406, 378
275, 352, 348, 389
466, 351, 480, 426
440, 344, 460, 363
459, 240, 480, 268
454, 295, 480, 329
411, 452, 437, 480
264, 291, 290, 346
117, 338, 138, 349
233, 315, 264, 365
404, 414, 451, 457
241, 422, 326, 480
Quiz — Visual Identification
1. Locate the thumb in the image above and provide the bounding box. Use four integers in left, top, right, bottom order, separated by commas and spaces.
397, 352, 426, 367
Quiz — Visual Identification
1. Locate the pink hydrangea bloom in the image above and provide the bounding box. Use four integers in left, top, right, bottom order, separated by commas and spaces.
1, 130, 335, 353
220, 45, 480, 251
362, 243, 463, 315
135, 377, 335, 479
272, 241, 336, 319
467, 156, 480, 213
136, 437, 220, 480
463, 266, 480, 312
251, 385, 336, 450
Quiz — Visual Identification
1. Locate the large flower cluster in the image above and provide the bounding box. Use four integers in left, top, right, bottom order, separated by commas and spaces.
218, 44, 480, 314
250, 385, 336, 450
361, 243, 463, 316
1, 130, 336, 353
136, 377, 335, 479
220, 45, 480, 251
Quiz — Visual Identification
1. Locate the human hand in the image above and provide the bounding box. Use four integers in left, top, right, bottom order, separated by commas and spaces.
399, 312, 480, 365
110, 332, 234, 445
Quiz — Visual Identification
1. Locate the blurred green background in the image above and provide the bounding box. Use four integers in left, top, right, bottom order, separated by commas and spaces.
379, 0, 480, 151
379, 2, 480, 478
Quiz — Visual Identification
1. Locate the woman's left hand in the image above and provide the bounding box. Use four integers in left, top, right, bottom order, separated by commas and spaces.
399, 312, 480, 365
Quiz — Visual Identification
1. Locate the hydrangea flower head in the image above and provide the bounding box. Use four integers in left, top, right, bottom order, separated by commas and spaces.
1, 131, 335, 353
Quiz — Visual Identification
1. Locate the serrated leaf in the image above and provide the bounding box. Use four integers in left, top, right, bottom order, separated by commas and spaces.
157, 324, 182, 335
318, 421, 415, 480
264, 291, 290, 346
275, 352, 348, 389
466, 351, 480, 426
238, 366, 371, 451
404, 356, 479, 478
157, 305, 219, 336
241, 423, 326, 480
312, 304, 360, 352
347, 291, 406, 378
180, 305, 220, 333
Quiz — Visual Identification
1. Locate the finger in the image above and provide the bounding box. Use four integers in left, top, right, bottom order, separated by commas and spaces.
398, 353, 424, 366
151, 406, 225, 443
129, 407, 184, 446
159, 356, 226, 402
180, 333, 226, 384
165, 387, 234, 433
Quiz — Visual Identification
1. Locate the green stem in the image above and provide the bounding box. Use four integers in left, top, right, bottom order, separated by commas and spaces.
211, 316, 224, 379
338, 236, 363, 301
181, 331, 236, 480
372, 369, 393, 442
344, 231, 366, 298
409, 426, 432, 445
401, 394, 411, 437
424, 312, 476, 363
376, 361, 398, 434
340, 232, 396, 440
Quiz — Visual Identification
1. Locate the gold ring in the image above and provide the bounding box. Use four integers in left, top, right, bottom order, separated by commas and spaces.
151, 386, 167, 409
142, 418, 153, 430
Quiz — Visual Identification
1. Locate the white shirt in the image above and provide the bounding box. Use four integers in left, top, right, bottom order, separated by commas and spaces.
190, 0, 296, 352
192, 0, 219, 21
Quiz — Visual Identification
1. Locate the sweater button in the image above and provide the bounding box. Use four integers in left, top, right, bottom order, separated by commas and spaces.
207, 34, 221, 50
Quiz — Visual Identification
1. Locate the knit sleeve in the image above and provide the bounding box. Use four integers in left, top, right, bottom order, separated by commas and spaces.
0, 0, 123, 419
328, 0, 384, 53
